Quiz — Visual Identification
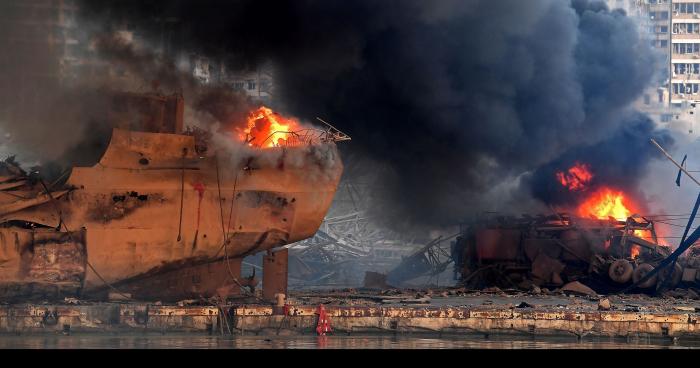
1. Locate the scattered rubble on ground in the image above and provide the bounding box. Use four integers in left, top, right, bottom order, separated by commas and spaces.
561, 281, 598, 296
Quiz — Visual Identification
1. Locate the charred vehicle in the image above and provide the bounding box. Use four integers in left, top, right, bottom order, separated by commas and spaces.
451, 213, 697, 294
0, 93, 347, 302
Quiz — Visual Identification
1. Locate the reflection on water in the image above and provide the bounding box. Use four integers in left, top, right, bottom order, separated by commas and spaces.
0, 334, 699, 349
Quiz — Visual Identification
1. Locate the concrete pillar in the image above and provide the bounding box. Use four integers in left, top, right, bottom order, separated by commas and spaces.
262, 248, 288, 302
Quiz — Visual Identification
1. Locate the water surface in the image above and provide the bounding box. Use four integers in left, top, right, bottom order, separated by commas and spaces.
0, 334, 696, 349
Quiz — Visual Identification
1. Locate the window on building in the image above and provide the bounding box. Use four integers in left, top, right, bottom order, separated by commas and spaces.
259, 79, 271, 92
678, 63, 700, 75
675, 63, 687, 75
247, 80, 256, 90
233, 81, 244, 90
661, 114, 673, 123
674, 2, 700, 13
674, 23, 700, 34
660, 26, 668, 33
673, 43, 700, 54
660, 40, 668, 48
673, 83, 700, 95
673, 3, 688, 14
660, 11, 669, 19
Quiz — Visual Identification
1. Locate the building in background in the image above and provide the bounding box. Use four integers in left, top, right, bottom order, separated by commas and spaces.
191, 54, 274, 105
668, 1, 700, 107
226, 65, 274, 105
606, 0, 700, 133
0, 0, 81, 122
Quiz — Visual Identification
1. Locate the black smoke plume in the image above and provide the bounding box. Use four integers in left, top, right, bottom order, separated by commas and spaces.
527, 114, 674, 212
71, 0, 668, 230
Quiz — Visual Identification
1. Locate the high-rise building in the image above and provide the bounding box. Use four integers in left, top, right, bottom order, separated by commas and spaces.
668, 1, 700, 109
606, 0, 700, 130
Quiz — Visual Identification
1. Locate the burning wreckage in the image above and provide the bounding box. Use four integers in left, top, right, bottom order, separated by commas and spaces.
449, 152, 700, 296
387, 157, 700, 298
0, 93, 348, 303
451, 213, 685, 294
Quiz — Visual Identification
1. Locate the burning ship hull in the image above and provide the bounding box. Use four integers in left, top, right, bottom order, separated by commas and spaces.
0, 94, 344, 301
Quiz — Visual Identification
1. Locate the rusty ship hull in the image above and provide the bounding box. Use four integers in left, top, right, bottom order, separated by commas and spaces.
0, 95, 344, 302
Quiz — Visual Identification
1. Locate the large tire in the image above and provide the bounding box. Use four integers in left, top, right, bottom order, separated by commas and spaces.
608, 259, 633, 284
632, 263, 657, 289
659, 263, 683, 289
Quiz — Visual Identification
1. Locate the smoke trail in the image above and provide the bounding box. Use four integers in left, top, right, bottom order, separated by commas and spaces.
67, 0, 667, 229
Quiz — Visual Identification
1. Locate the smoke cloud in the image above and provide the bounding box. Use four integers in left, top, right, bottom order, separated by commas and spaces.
27, 0, 670, 230
527, 114, 674, 211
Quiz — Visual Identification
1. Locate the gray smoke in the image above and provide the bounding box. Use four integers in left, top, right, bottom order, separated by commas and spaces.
0, 0, 114, 166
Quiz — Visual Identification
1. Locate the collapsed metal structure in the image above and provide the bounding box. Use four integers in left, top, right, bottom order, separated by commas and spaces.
0, 93, 345, 302
385, 234, 457, 286
288, 210, 420, 286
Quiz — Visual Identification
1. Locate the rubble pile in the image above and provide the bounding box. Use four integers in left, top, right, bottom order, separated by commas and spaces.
288, 210, 423, 286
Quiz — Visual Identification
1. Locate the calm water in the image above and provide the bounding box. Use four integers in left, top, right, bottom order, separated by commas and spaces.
0, 334, 698, 349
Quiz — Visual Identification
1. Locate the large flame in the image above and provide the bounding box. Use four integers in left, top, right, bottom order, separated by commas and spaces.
577, 187, 635, 220
240, 106, 302, 148
577, 187, 661, 254
556, 164, 669, 252
555, 164, 636, 220
556, 162, 593, 191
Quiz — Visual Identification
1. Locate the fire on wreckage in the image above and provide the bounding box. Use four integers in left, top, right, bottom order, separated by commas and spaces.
449, 157, 700, 296
0, 93, 349, 302
264, 135, 700, 310
452, 213, 685, 294
383, 158, 700, 296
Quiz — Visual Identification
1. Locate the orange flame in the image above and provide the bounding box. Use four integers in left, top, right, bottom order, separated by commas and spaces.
577, 187, 636, 220
576, 185, 668, 250
630, 245, 641, 259
241, 106, 302, 148
556, 162, 593, 191
557, 162, 670, 250
633, 228, 669, 247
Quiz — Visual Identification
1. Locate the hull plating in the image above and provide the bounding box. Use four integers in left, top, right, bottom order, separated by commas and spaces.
0, 129, 343, 300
